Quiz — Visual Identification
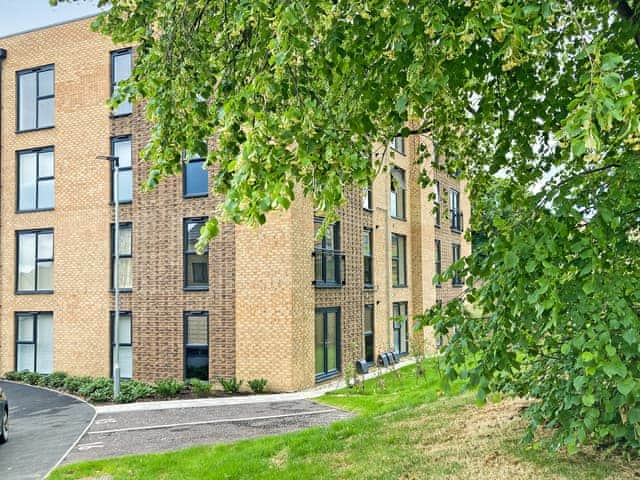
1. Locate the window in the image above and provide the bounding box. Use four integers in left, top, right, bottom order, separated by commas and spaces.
390, 167, 406, 219
17, 65, 54, 131
111, 223, 132, 290
452, 243, 463, 286
111, 136, 133, 203
111, 312, 132, 379
393, 302, 409, 355
183, 154, 208, 197
17, 229, 53, 293
391, 233, 407, 287
434, 239, 442, 287
364, 304, 374, 364
17, 147, 54, 211
184, 218, 208, 289
363, 182, 372, 210
450, 189, 463, 232
315, 307, 340, 381
434, 181, 440, 226
185, 312, 209, 381
391, 136, 405, 155
363, 228, 373, 287
16, 312, 53, 373
313, 218, 343, 287
111, 49, 132, 116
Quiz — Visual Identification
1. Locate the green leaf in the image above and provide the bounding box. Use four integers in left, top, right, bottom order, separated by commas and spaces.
617, 378, 636, 397
582, 394, 596, 407
602, 53, 623, 72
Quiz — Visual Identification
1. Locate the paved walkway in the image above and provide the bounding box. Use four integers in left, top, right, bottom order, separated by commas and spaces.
0, 381, 94, 480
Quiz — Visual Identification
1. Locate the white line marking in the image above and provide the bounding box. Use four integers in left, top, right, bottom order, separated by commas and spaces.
89, 409, 339, 435
77, 441, 104, 451
94, 418, 117, 425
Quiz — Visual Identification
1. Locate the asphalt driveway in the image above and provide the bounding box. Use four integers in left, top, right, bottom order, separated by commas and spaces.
64, 399, 350, 464
0, 381, 94, 480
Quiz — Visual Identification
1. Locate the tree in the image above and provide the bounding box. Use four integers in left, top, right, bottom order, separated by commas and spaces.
55, 0, 640, 451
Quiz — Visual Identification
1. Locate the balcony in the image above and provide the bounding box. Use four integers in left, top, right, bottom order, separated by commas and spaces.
450, 209, 463, 233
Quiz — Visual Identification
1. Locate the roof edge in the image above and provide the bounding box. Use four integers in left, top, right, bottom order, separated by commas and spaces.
0, 12, 101, 41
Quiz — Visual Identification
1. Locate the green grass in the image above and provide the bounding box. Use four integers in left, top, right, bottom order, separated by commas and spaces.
51, 361, 638, 480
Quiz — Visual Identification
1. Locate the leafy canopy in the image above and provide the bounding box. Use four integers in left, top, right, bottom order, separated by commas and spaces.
55, 0, 640, 450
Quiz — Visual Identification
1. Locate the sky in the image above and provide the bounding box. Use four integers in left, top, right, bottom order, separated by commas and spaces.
0, 0, 104, 38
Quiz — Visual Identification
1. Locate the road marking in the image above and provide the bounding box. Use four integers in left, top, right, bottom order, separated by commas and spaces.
95, 418, 117, 425
77, 441, 104, 451
88, 409, 339, 435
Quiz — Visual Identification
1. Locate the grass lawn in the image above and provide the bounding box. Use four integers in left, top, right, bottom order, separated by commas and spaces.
51, 361, 639, 480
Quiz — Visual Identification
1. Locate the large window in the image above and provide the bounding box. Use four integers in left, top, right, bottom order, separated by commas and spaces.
452, 243, 463, 286
390, 167, 406, 219
434, 181, 441, 227
111, 49, 132, 116
315, 307, 340, 381
111, 312, 132, 379
16, 312, 53, 373
313, 218, 343, 287
185, 312, 209, 381
363, 228, 373, 288
391, 233, 407, 287
363, 183, 372, 210
393, 302, 408, 355
18, 65, 54, 131
183, 154, 208, 197
391, 136, 405, 155
18, 147, 54, 212
111, 223, 132, 290
17, 229, 53, 293
450, 189, 463, 232
434, 239, 442, 287
184, 218, 208, 289
111, 136, 133, 203
364, 304, 374, 364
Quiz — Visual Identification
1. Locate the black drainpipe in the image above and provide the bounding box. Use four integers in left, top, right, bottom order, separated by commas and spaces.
0, 48, 6, 297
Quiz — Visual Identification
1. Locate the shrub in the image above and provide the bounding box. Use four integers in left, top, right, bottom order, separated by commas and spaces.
219, 377, 243, 394
248, 378, 268, 393
155, 378, 184, 398
187, 378, 211, 397
78, 377, 114, 402
64, 375, 93, 394
3, 371, 26, 381
24, 371, 46, 386
45, 371, 68, 389
116, 380, 156, 403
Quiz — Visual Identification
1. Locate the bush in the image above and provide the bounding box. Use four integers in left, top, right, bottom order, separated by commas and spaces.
78, 377, 113, 402
248, 378, 268, 393
45, 371, 68, 389
116, 380, 156, 403
3, 371, 27, 381
187, 378, 211, 397
24, 371, 46, 386
64, 375, 93, 394
155, 378, 184, 398
219, 377, 243, 394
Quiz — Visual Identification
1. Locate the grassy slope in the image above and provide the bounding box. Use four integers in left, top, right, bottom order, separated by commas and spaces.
51, 362, 638, 480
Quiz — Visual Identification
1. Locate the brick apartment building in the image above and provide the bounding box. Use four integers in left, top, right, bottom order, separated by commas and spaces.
0, 17, 470, 392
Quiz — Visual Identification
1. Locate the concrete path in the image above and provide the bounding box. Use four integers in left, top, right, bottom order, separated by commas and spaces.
64, 400, 350, 464
0, 381, 95, 480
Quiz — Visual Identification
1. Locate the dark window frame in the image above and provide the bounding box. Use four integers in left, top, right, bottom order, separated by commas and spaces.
434, 180, 441, 227
184, 217, 209, 290
434, 239, 442, 287
449, 188, 463, 233
363, 183, 373, 211
364, 304, 375, 364
110, 135, 133, 205
391, 233, 407, 288
390, 167, 406, 220
313, 218, 344, 288
110, 48, 133, 117
452, 243, 463, 287
182, 155, 209, 198
110, 222, 133, 292
16, 146, 55, 213
16, 228, 54, 294
315, 307, 341, 382
16, 64, 55, 133
15, 311, 54, 373
363, 227, 373, 288
392, 302, 409, 356
390, 136, 406, 155
184, 311, 209, 381
109, 311, 133, 379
